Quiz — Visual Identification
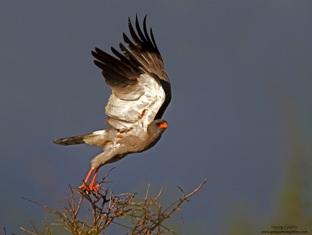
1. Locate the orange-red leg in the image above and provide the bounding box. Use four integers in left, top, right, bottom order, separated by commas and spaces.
79, 168, 94, 189
79, 168, 100, 195
89, 168, 100, 193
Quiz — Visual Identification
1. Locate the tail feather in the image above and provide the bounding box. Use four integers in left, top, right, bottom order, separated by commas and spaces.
53, 130, 112, 147
52, 134, 87, 145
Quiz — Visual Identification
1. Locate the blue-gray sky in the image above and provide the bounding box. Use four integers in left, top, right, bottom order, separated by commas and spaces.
1, 1, 312, 234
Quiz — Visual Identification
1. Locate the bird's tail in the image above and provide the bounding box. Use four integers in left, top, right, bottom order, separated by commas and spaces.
52, 134, 88, 145
52, 130, 109, 146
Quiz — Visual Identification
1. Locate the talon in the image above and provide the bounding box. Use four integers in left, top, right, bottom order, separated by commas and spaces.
78, 183, 87, 190
89, 183, 100, 195
79, 185, 90, 194
78, 168, 99, 195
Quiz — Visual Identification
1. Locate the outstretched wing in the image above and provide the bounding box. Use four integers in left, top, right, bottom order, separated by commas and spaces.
92, 15, 171, 132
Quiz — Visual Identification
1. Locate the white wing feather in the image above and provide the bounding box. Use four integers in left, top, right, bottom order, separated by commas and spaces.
105, 73, 165, 133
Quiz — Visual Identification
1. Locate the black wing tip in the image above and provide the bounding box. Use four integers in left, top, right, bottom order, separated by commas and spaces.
91, 47, 103, 59
92, 47, 102, 54
91, 15, 164, 88
126, 14, 160, 54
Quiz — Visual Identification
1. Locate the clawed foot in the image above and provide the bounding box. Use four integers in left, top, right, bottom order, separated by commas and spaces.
79, 182, 100, 195
78, 168, 100, 195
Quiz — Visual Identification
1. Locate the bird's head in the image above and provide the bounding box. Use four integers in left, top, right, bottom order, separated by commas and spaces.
147, 119, 168, 139
144, 119, 167, 151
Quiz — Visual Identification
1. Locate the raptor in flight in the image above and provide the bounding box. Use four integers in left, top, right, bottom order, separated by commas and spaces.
53, 16, 171, 193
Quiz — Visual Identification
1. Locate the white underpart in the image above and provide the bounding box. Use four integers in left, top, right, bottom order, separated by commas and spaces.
92, 130, 106, 135
105, 73, 165, 135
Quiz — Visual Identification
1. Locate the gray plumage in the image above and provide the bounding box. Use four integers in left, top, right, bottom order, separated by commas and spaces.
53, 16, 171, 189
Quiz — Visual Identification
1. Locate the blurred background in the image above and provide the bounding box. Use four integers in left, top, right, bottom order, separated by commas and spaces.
1, 1, 312, 234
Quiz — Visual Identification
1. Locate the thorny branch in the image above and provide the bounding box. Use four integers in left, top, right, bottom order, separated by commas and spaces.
20, 171, 206, 235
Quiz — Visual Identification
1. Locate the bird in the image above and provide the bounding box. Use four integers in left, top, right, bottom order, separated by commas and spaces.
52, 15, 171, 193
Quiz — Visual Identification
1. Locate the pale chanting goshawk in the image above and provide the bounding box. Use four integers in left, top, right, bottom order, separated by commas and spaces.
53, 16, 171, 193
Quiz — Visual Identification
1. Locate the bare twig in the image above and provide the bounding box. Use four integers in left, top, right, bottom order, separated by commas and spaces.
20, 170, 206, 235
